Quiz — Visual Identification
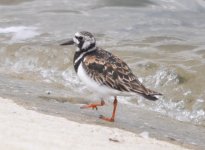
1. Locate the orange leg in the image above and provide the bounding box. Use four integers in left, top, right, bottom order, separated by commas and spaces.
99, 96, 118, 122
80, 100, 105, 110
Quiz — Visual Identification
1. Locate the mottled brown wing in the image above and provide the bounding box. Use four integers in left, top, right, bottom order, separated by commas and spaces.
82, 49, 151, 95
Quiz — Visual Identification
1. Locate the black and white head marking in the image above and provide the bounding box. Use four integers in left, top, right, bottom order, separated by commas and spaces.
73, 31, 96, 52
70, 31, 97, 72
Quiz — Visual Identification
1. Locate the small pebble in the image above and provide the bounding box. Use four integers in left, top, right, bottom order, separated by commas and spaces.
46, 91, 51, 95
109, 138, 120, 143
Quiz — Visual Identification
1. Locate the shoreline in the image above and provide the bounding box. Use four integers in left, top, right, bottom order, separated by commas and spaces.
0, 97, 191, 150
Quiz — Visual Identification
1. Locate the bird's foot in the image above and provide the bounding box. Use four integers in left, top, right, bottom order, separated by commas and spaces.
80, 100, 105, 110
80, 104, 99, 110
99, 115, 114, 122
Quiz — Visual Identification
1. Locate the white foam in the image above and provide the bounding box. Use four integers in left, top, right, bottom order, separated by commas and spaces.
0, 26, 39, 42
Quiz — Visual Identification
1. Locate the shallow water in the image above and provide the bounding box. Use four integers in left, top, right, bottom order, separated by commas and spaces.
0, 0, 205, 148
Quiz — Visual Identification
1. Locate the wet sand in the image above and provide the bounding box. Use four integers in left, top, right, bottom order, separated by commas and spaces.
0, 97, 190, 150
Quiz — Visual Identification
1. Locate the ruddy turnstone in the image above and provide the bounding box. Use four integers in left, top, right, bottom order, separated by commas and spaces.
61, 31, 162, 122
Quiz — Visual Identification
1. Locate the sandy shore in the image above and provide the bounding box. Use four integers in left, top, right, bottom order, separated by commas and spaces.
0, 97, 190, 150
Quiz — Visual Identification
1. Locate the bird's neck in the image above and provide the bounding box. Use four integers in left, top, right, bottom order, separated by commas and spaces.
73, 46, 97, 72
80, 43, 96, 52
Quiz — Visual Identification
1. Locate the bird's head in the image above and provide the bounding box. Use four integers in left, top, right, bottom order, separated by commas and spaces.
60, 31, 96, 52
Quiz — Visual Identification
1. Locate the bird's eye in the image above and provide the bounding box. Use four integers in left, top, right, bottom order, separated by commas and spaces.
78, 36, 83, 40
75, 35, 83, 40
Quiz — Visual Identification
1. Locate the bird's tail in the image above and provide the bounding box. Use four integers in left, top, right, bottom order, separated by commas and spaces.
140, 89, 162, 101
140, 93, 160, 101
130, 81, 162, 101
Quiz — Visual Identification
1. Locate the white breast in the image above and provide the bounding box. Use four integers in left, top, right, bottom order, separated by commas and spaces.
77, 62, 122, 97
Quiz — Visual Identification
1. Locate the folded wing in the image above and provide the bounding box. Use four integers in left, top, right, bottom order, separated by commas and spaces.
83, 49, 162, 100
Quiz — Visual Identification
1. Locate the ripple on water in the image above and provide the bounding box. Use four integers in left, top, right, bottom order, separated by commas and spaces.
129, 66, 205, 126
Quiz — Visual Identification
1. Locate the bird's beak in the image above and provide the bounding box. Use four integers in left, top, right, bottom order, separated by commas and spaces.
60, 39, 74, 46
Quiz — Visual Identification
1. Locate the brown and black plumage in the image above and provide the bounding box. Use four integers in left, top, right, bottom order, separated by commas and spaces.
61, 31, 162, 122
83, 48, 161, 100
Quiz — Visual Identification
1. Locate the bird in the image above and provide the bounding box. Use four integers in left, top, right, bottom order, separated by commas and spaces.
60, 31, 162, 122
